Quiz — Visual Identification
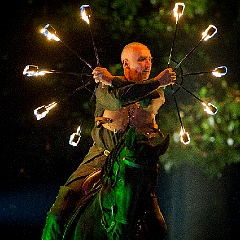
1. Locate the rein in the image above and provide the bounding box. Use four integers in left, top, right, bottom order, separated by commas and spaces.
123, 157, 159, 171
99, 187, 130, 233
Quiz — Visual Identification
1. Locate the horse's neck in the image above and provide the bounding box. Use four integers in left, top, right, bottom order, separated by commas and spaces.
99, 173, 151, 237
67, 193, 106, 240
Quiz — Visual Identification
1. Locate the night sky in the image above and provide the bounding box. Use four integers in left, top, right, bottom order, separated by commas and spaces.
1, 1, 240, 239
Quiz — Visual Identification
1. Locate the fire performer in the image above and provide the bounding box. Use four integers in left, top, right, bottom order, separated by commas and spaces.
42, 42, 176, 239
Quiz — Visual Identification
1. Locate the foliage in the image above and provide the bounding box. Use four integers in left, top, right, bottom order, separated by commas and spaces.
160, 81, 240, 177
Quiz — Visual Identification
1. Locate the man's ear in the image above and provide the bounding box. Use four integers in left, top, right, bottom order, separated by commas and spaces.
122, 59, 130, 69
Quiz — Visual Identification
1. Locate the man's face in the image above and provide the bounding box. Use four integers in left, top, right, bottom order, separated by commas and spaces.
124, 45, 152, 82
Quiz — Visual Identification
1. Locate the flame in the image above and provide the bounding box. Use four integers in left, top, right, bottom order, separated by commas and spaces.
80, 5, 91, 25
202, 102, 218, 115
40, 24, 60, 42
23, 65, 47, 77
76, 125, 82, 133
173, 3, 185, 23
81, 10, 90, 24
180, 126, 190, 145
34, 102, 57, 120
202, 25, 217, 41
69, 133, 81, 146
212, 66, 228, 77
69, 125, 82, 146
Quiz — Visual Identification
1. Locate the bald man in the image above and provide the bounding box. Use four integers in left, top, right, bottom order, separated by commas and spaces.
42, 42, 175, 240
94, 42, 175, 84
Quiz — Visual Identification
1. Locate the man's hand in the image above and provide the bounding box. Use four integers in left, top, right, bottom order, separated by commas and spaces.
92, 67, 114, 86
154, 68, 176, 86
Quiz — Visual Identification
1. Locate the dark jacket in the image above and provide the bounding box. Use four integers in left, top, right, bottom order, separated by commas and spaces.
92, 77, 165, 151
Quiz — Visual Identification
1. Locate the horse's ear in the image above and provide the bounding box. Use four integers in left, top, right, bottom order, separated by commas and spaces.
155, 133, 170, 156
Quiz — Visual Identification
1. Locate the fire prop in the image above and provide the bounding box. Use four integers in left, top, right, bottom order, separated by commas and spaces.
23, 65, 92, 77
69, 124, 83, 146
173, 25, 217, 70
23, 3, 228, 146
167, 2, 227, 144
33, 82, 91, 121
40, 24, 93, 70
80, 5, 100, 66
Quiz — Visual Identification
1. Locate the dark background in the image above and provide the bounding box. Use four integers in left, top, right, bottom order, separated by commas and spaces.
1, 1, 240, 239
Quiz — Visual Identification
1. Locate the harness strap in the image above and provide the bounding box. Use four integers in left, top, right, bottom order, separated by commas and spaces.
95, 116, 113, 124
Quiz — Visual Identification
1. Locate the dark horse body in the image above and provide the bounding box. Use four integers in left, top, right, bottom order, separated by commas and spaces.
62, 127, 169, 240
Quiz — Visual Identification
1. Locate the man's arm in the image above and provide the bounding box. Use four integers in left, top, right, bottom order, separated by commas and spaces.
93, 67, 175, 109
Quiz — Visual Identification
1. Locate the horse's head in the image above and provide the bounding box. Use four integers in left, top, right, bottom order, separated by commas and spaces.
99, 127, 170, 238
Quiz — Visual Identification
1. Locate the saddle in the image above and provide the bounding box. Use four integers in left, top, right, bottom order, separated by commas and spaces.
81, 170, 102, 196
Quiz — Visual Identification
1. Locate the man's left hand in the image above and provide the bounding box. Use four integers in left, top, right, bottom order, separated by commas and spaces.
92, 67, 114, 86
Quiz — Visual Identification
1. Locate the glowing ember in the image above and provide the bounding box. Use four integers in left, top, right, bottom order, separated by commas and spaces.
180, 127, 190, 145
202, 25, 217, 41
212, 66, 228, 77
80, 5, 91, 25
34, 102, 57, 120
173, 3, 185, 23
202, 102, 218, 115
40, 24, 60, 41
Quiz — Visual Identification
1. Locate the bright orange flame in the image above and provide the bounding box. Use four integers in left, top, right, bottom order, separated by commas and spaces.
202, 102, 218, 115
69, 133, 81, 146
173, 3, 185, 23
212, 66, 228, 77
40, 24, 60, 42
76, 125, 81, 133
180, 127, 190, 145
202, 25, 217, 41
81, 9, 90, 24
69, 125, 82, 146
34, 102, 57, 120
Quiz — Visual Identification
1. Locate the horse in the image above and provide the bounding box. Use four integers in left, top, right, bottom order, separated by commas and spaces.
62, 127, 170, 240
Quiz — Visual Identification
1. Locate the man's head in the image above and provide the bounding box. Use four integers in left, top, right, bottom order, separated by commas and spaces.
121, 42, 152, 82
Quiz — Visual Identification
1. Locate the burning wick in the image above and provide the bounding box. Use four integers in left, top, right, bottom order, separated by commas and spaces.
40, 24, 60, 41
23, 65, 46, 77
202, 103, 218, 115
212, 66, 228, 77
180, 126, 190, 145
34, 102, 57, 120
202, 25, 217, 41
173, 2, 185, 23
80, 5, 91, 25
69, 125, 82, 146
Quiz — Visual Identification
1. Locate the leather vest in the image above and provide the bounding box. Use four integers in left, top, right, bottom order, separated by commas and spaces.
95, 102, 159, 138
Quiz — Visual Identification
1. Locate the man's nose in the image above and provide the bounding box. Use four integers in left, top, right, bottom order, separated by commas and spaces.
145, 59, 151, 68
